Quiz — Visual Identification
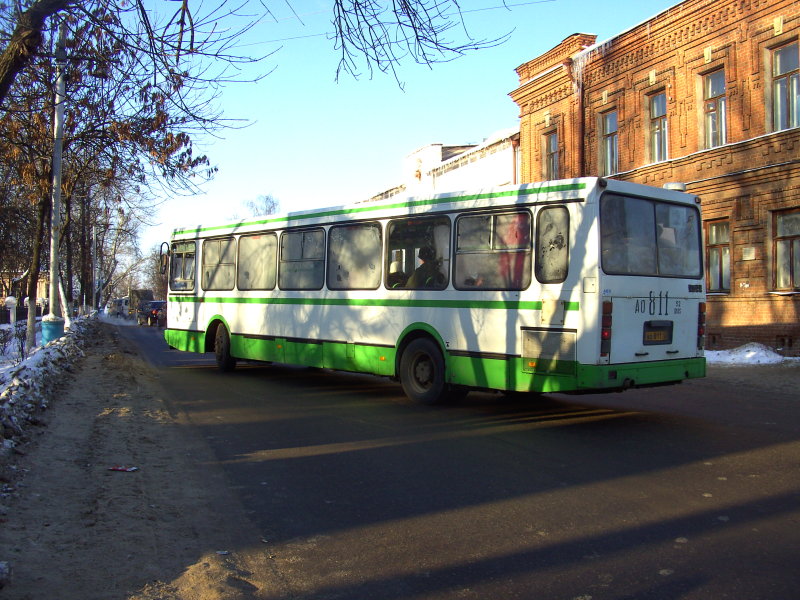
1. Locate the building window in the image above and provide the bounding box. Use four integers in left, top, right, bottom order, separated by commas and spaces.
775, 210, 800, 290
601, 111, 618, 175
649, 92, 668, 162
706, 221, 730, 292
773, 42, 799, 131
704, 70, 727, 148
544, 131, 558, 180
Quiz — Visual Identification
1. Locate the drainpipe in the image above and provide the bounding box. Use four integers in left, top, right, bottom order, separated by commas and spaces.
511, 136, 520, 184
563, 57, 585, 177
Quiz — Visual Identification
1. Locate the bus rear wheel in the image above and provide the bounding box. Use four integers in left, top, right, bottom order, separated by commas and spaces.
215, 325, 237, 372
399, 338, 449, 404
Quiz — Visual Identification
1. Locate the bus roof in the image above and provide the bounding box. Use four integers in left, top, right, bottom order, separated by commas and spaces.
169, 177, 697, 241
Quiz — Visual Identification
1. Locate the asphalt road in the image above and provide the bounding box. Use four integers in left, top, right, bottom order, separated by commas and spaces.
123, 325, 800, 600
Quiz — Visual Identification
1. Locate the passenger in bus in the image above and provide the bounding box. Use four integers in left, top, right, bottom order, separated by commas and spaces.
463, 275, 486, 287
407, 246, 443, 288
387, 261, 407, 288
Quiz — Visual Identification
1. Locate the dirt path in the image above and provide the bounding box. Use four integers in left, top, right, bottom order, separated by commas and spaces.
0, 321, 281, 600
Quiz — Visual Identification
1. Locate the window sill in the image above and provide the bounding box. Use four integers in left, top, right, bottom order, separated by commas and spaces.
768, 291, 800, 296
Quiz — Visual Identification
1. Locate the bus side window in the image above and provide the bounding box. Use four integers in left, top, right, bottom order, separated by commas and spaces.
386, 217, 450, 290
279, 229, 325, 290
327, 223, 382, 290
238, 233, 277, 290
202, 237, 236, 291
455, 211, 531, 290
535, 206, 569, 283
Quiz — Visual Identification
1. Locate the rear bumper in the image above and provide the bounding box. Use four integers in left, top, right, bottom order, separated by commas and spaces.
577, 357, 706, 391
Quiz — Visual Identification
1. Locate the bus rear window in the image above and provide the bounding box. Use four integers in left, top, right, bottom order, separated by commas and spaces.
600, 193, 702, 278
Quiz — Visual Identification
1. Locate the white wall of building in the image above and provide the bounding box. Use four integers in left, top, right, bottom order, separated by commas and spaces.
368, 126, 520, 202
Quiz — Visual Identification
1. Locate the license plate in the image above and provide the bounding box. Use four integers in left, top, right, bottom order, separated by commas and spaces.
643, 320, 673, 345
645, 330, 668, 342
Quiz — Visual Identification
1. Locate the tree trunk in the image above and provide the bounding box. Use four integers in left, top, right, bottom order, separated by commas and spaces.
78, 192, 88, 310
63, 193, 73, 315
0, 0, 73, 106
25, 196, 49, 352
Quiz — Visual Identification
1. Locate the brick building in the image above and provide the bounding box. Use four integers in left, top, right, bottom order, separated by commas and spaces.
510, 0, 800, 355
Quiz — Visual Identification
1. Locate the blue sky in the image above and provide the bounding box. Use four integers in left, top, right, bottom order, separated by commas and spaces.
142, 0, 680, 251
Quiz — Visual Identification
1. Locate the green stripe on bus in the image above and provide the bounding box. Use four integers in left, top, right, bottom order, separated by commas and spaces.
171, 183, 587, 237
170, 296, 581, 311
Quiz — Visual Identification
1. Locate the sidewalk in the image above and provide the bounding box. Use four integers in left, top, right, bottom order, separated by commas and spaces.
706, 360, 800, 397
0, 320, 274, 599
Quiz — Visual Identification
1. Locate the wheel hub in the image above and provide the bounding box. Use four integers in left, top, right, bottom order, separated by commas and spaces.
413, 357, 433, 388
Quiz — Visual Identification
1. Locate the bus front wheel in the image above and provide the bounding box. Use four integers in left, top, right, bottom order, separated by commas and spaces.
214, 325, 237, 372
399, 338, 448, 404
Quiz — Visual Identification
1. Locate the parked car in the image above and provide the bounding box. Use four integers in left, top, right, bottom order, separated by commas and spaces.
138, 301, 166, 327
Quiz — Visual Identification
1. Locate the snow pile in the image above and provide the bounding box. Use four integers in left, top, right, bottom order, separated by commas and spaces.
0, 318, 91, 455
705, 342, 799, 365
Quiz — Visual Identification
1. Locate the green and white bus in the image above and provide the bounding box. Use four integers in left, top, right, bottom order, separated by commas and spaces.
162, 177, 706, 403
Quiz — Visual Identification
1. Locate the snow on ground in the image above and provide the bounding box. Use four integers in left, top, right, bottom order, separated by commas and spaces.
0, 312, 142, 456
0, 317, 89, 455
704, 343, 800, 365
0, 312, 136, 384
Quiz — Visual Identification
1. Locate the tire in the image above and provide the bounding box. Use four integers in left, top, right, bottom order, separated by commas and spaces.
399, 338, 448, 404
214, 325, 237, 372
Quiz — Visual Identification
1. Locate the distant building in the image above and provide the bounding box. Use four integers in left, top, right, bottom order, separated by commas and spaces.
509, 0, 800, 354
0, 270, 48, 304
367, 127, 520, 201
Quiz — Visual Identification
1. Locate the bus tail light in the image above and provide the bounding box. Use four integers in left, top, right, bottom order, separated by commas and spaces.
697, 302, 706, 350
601, 301, 612, 356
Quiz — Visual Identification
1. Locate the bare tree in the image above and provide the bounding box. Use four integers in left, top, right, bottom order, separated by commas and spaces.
243, 194, 280, 217
142, 245, 168, 301
0, 0, 505, 107
0, 6, 222, 348
331, 0, 506, 82
0, 0, 506, 347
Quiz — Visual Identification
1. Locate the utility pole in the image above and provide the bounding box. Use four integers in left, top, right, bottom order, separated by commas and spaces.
42, 21, 68, 344
92, 224, 97, 312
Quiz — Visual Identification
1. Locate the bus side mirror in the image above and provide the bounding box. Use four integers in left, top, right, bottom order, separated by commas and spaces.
159, 242, 170, 275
